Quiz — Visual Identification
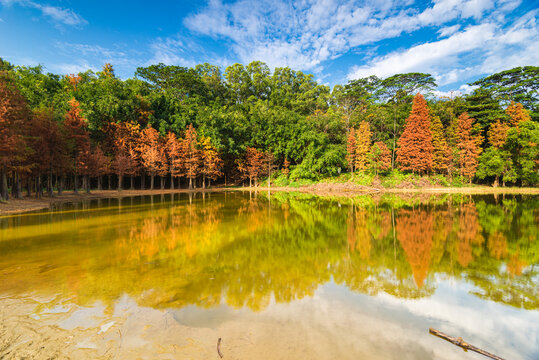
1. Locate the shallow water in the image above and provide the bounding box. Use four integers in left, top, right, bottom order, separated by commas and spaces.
0, 191, 537, 359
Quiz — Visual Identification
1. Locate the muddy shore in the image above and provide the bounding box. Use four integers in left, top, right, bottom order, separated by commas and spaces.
1, 185, 537, 215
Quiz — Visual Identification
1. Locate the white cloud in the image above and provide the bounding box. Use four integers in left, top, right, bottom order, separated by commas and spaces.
437, 24, 460, 37
146, 37, 200, 67
0, 0, 87, 27
349, 23, 497, 80
348, 9, 538, 86
54, 62, 97, 75
182, 0, 510, 73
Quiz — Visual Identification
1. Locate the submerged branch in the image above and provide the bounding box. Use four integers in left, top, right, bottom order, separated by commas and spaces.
429, 328, 505, 360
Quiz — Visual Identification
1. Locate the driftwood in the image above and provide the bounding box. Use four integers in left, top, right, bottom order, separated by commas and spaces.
217, 337, 223, 358
429, 328, 505, 360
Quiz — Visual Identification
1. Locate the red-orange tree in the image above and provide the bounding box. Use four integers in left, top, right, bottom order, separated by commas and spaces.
355, 121, 372, 172
200, 136, 223, 188
346, 128, 357, 174
64, 98, 90, 193
239, 147, 264, 187
457, 112, 482, 184
165, 131, 181, 189
0, 73, 30, 200
506, 101, 531, 126
139, 126, 164, 190
430, 114, 449, 173
369, 141, 391, 175
178, 124, 200, 189
396, 93, 433, 174
30, 108, 69, 197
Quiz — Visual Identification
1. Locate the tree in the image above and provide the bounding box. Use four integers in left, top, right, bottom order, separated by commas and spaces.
369, 142, 391, 175
178, 124, 200, 189
355, 121, 372, 172
89, 146, 111, 190
471, 66, 538, 121
430, 114, 449, 174
505, 101, 531, 127
165, 131, 181, 189
282, 158, 290, 178
239, 147, 264, 187
139, 126, 164, 190
30, 108, 69, 197
200, 136, 223, 188
379, 73, 436, 167
477, 120, 513, 186
457, 112, 482, 184
112, 150, 134, 191
0, 72, 31, 200
505, 120, 539, 186
64, 98, 90, 193
396, 93, 433, 174
346, 128, 357, 174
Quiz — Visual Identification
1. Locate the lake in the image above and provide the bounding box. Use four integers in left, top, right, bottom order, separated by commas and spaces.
0, 191, 537, 359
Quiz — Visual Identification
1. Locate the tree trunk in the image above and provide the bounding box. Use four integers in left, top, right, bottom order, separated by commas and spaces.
249, 177, 252, 188
189, 177, 193, 190
0, 169, 8, 201
108, 174, 112, 190
141, 172, 146, 190
170, 174, 174, 190
26, 175, 32, 197
118, 174, 123, 191
48, 171, 54, 197
74, 174, 79, 194
493, 175, 499, 187
58, 175, 64, 195
160, 176, 165, 190
98, 176, 102, 190
150, 174, 154, 190
85, 175, 91, 194
130, 175, 134, 190
203, 175, 206, 189
37, 172, 43, 199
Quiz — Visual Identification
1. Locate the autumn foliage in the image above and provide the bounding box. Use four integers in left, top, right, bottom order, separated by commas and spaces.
396, 93, 433, 174
457, 112, 482, 184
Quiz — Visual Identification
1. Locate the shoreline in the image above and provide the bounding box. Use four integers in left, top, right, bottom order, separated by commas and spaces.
1, 185, 538, 215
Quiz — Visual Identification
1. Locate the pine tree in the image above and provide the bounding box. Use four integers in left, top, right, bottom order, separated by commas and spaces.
396, 93, 433, 174
457, 112, 482, 184
355, 121, 372, 172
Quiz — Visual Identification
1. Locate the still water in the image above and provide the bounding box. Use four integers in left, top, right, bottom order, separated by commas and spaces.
0, 191, 537, 359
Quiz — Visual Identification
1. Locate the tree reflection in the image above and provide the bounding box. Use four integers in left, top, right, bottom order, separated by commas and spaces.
0, 192, 537, 311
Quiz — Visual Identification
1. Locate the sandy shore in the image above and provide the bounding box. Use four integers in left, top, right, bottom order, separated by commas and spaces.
1, 184, 537, 215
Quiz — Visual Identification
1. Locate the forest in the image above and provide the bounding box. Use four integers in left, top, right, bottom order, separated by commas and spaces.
0, 58, 537, 201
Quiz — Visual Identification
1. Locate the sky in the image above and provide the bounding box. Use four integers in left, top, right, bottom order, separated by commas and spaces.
0, 0, 537, 94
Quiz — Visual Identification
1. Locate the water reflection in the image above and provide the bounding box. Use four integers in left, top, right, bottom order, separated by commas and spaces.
0, 192, 536, 313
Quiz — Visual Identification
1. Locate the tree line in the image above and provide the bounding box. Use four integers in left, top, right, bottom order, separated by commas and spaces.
0, 58, 537, 200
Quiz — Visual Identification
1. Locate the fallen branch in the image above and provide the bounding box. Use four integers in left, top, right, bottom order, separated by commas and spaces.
429, 328, 505, 360
217, 337, 223, 358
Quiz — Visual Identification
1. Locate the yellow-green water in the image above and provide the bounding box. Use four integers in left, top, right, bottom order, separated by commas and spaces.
0, 191, 537, 359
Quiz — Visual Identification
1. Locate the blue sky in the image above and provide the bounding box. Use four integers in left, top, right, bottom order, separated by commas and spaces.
0, 0, 537, 95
